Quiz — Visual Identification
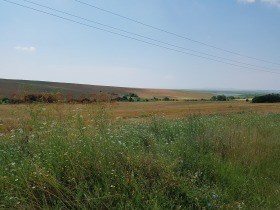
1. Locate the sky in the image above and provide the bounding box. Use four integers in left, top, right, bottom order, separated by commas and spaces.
0, 0, 280, 90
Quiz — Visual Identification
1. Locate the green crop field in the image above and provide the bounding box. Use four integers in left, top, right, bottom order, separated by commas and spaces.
0, 103, 280, 209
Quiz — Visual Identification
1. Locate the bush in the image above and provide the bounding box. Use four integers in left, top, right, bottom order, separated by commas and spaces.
128, 93, 139, 97
227, 96, 235, 101
120, 93, 140, 102
2, 97, 10, 104
211, 95, 227, 101
80, 98, 91, 103
252, 93, 280, 103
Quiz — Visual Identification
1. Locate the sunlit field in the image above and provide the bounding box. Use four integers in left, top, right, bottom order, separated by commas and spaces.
1, 102, 280, 209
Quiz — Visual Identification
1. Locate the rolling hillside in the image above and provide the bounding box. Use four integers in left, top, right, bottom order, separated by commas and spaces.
0, 79, 213, 99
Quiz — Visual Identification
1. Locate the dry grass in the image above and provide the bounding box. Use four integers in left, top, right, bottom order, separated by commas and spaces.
1, 101, 280, 122
111, 101, 280, 119
1, 101, 280, 133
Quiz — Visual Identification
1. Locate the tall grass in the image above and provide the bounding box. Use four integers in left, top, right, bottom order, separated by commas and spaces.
0, 104, 279, 209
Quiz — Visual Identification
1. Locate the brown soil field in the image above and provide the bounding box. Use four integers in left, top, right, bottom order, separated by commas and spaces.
0, 79, 213, 99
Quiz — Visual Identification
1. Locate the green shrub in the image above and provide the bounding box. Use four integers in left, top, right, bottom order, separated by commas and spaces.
163, 97, 170, 101
2, 97, 10, 104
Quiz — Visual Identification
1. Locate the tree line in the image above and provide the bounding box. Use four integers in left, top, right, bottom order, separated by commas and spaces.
252, 93, 280, 103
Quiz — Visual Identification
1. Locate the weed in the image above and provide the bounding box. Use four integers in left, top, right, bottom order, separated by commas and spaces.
0, 104, 279, 209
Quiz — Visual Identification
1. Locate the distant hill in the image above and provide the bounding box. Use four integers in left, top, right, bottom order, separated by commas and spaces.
0, 79, 213, 99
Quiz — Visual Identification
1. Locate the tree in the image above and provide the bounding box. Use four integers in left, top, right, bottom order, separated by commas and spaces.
121, 95, 128, 101
128, 93, 138, 97
211, 95, 227, 101
211, 96, 217, 101
217, 95, 227, 101
252, 93, 280, 103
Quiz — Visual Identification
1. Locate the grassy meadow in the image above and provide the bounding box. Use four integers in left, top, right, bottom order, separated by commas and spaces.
0, 102, 280, 209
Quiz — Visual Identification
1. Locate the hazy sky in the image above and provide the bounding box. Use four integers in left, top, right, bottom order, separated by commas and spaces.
1, 0, 280, 90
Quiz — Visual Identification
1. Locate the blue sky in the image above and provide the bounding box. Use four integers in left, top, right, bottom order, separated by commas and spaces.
1, 0, 280, 90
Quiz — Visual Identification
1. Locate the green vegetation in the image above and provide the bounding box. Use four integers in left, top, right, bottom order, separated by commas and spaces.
202, 90, 274, 99
1, 92, 178, 104
162, 97, 170, 101
0, 97, 10, 104
120, 93, 177, 102
211, 95, 237, 101
1, 104, 280, 209
1, 93, 119, 104
252, 93, 280, 103
120, 93, 141, 102
211, 95, 227, 101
